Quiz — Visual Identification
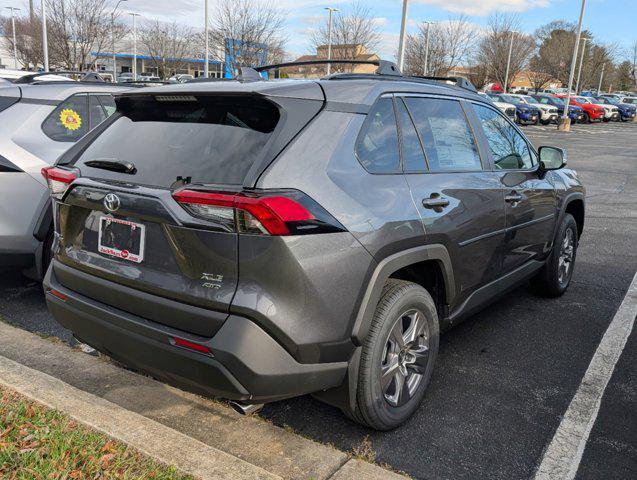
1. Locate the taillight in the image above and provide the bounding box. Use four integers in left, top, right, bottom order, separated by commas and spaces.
41, 166, 77, 199
172, 189, 344, 236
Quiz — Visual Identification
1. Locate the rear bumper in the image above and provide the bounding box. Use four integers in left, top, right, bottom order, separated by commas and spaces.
44, 263, 347, 403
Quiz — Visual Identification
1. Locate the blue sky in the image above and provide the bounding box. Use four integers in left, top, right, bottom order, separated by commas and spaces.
1, 0, 634, 60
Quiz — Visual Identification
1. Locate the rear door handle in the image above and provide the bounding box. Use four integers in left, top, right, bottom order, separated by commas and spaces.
422, 194, 450, 209
505, 191, 523, 203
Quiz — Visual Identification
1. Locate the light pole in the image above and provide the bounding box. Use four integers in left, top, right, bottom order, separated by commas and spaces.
129, 12, 140, 79
422, 21, 433, 76
575, 36, 588, 94
41, 0, 49, 72
560, 0, 587, 131
325, 7, 338, 76
111, 0, 127, 82
4, 7, 19, 69
204, 0, 209, 78
397, 0, 409, 71
504, 30, 516, 93
597, 62, 605, 93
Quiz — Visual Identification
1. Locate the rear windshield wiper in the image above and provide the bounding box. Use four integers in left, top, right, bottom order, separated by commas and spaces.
84, 159, 137, 175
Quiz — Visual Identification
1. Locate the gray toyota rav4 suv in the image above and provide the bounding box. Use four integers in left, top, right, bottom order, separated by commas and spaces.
43, 61, 585, 430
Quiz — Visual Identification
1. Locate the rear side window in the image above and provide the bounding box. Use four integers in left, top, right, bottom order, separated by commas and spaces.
89, 95, 107, 128
404, 97, 482, 172
0, 95, 19, 113
42, 94, 89, 142
395, 98, 427, 172
355, 97, 401, 174
73, 94, 280, 187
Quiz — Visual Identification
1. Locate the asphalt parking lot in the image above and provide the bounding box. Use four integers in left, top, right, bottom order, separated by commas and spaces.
1, 121, 635, 480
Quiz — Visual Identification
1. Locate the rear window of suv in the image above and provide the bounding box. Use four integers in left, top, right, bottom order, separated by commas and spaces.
72, 94, 280, 187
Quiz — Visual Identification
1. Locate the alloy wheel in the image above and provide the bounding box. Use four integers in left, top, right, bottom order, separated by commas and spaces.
380, 309, 430, 407
558, 228, 575, 285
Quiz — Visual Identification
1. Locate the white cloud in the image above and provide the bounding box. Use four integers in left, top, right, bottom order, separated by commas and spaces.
411, 0, 551, 16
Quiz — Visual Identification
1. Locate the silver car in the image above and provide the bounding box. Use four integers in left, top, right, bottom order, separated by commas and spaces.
0, 80, 129, 278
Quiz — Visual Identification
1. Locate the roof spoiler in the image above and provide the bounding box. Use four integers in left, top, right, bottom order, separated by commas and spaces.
253, 59, 402, 77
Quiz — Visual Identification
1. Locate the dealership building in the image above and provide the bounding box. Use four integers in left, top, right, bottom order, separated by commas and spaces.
92, 51, 224, 79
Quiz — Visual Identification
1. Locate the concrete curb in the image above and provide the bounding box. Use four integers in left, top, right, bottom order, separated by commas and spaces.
0, 321, 409, 480
0, 354, 279, 480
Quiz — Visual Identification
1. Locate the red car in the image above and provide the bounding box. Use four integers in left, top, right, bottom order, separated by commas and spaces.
556, 94, 604, 123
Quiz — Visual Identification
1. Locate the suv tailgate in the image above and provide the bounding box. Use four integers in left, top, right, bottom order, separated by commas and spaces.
52, 89, 324, 337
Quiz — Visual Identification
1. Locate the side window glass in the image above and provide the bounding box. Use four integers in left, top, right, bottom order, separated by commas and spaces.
404, 97, 482, 172
396, 98, 427, 172
42, 94, 89, 142
355, 97, 401, 173
97, 95, 117, 117
473, 104, 534, 170
89, 95, 107, 128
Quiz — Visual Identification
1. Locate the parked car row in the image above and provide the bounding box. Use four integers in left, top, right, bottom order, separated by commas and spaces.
482, 90, 637, 125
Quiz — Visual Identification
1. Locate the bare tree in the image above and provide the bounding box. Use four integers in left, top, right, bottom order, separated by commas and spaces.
404, 16, 477, 77
576, 41, 618, 92
205, 0, 287, 74
631, 40, 637, 87
310, 2, 381, 72
46, 0, 115, 70
0, 13, 43, 69
141, 20, 194, 78
476, 14, 535, 91
465, 63, 489, 90
528, 56, 554, 92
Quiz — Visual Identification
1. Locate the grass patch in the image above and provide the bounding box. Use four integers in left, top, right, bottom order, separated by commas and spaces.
351, 436, 376, 463
0, 386, 193, 479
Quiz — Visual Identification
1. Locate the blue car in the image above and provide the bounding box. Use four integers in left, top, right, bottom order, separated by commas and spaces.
531, 94, 585, 123
594, 96, 636, 122
490, 94, 541, 125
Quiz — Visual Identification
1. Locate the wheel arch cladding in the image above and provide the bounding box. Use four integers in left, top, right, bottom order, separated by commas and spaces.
351, 244, 455, 346
565, 198, 585, 238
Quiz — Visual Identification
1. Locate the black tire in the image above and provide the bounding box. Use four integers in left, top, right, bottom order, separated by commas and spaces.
346, 279, 439, 430
531, 213, 578, 297
583, 112, 591, 123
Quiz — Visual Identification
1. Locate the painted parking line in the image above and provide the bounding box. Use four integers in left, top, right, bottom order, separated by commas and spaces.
533, 271, 637, 480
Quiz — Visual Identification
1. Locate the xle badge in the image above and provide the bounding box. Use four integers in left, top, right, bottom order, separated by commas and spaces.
201, 273, 223, 289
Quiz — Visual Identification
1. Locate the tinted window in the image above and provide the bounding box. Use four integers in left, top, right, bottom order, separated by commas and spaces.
73, 94, 280, 187
97, 95, 117, 116
89, 95, 107, 128
396, 98, 427, 172
356, 97, 400, 173
0, 95, 19, 113
473, 104, 534, 170
404, 98, 482, 172
42, 94, 89, 142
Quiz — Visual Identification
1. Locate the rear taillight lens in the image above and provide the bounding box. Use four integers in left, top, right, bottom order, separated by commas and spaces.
41, 166, 77, 199
172, 189, 344, 236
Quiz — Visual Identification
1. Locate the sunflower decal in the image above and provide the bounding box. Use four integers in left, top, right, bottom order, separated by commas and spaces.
60, 108, 82, 131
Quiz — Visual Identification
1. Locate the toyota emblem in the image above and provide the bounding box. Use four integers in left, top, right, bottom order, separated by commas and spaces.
103, 193, 121, 212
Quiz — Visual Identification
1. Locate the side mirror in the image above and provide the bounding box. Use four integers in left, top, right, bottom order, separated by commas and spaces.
538, 146, 567, 170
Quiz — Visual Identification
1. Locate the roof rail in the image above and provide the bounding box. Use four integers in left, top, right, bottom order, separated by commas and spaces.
253, 59, 402, 77
12, 71, 106, 84
409, 75, 477, 92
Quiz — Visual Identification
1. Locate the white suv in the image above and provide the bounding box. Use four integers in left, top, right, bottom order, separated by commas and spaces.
0, 80, 129, 278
